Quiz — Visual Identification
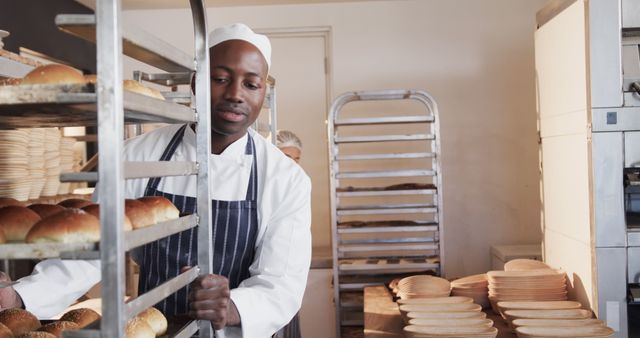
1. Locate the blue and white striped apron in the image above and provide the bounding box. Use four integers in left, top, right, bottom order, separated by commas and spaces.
138, 124, 259, 316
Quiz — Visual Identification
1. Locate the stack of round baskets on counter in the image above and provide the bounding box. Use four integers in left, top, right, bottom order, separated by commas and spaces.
0, 130, 31, 201
394, 275, 498, 338
450, 273, 489, 309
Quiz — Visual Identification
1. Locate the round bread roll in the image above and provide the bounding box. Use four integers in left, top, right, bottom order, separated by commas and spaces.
0, 78, 21, 86
125, 317, 155, 338
82, 204, 133, 231
0, 322, 13, 338
0, 206, 42, 242
17, 333, 55, 338
123, 80, 165, 101
0, 198, 22, 208
26, 209, 99, 244
84, 74, 96, 85
0, 309, 41, 336
21, 64, 84, 85
137, 307, 167, 336
59, 308, 100, 329
137, 197, 179, 223
125, 199, 156, 229
57, 199, 93, 209
27, 204, 66, 219
37, 321, 79, 338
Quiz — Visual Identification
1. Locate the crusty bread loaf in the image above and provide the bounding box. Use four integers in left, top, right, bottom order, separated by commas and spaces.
82, 204, 133, 231
0, 322, 12, 338
0, 206, 42, 242
17, 332, 55, 338
125, 199, 156, 229
25, 209, 99, 244
123, 80, 164, 101
137, 197, 179, 223
21, 64, 84, 85
0, 198, 22, 208
27, 204, 66, 219
37, 321, 79, 338
57, 199, 93, 209
125, 317, 155, 338
137, 307, 167, 336
59, 308, 100, 329
0, 309, 41, 336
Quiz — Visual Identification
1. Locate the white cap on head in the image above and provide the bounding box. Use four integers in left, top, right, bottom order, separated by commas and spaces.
208, 23, 271, 69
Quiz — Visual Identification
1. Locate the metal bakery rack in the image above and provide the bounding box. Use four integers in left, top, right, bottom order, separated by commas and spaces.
327, 89, 443, 337
0, 0, 214, 337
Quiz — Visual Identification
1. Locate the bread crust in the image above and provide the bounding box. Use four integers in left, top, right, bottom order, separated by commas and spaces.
21, 64, 84, 85
0, 309, 41, 336
125, 199, 156, 229
137, 197, 179, 223
26, 209, 99, 244
59, 309, 100, 329
27, 204, 66, 219
0, 206, 42, 242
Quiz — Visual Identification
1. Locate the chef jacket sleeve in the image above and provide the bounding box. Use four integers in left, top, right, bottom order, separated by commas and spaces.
229, 169, 312, 337
14, 259, 101, 318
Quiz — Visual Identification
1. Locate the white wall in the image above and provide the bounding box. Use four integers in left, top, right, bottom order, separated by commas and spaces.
123, 0, 546, 278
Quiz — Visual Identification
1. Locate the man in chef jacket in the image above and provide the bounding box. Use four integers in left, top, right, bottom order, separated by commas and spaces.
0, 23, 312, 338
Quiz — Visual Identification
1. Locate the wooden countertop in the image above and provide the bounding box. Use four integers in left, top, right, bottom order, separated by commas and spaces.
363, 286, 516, 338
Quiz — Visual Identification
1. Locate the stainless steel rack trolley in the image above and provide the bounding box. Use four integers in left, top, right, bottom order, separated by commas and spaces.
327, 89, 443, 337
0, 0, 214, 337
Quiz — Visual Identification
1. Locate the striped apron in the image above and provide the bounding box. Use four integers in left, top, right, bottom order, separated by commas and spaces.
138, 124, 259, 316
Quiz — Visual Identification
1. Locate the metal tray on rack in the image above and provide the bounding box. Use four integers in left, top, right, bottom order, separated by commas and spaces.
0, 84, 196, 128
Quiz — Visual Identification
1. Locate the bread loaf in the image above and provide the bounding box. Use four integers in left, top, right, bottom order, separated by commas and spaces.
125, 199, 155, 229
0, 206, 42, 242
137, 307, 167, 336
21, 64, 84, 85
125, 317, 155, 338
27, 204, 65, 219
26, 209, 99, 244
59, 308, 100, 329
57, 199, 93, 209
123, 80, 164, 101
16, 332, 55, 338
0, 309, 41, 336
137, 197, 179, 223
0, 198, 22, 208
82, 204, 133, 231
0, 323, 12, 338
37, 321, 79, 338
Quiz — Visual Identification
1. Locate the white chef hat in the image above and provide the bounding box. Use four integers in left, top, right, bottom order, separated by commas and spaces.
208, 23, 271, 69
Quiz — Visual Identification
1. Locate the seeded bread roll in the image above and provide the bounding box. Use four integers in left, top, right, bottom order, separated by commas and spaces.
21, 64, 84, 85
0, 206, 42, 242
26, 209, 99, 244
123, 80, 164, 101
59, 309, 100, 329
0, 309, 41, 336
37, 321, 79, 338
82, 204, 133, 231
137, 197, 179, 223
125, 199, 156, 229
16, 333, 55, 338
136, 307, 167, 336
27, 204, 65, 219
0, 322, 12, 338
57, 199, 93, 209
125, 317, 155, 338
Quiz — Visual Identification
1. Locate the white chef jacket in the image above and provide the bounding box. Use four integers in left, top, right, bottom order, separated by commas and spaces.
14, 124, 312, 338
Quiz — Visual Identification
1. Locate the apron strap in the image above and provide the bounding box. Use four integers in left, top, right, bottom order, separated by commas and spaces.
245, 134, 258, 201
143, 124, 188, 195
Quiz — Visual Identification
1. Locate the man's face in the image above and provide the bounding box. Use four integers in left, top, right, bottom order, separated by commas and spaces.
209, 40, 268, 139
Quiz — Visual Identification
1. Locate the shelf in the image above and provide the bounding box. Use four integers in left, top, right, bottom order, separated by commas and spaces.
61, 161, 198, 182
339, 282, 383, 291
336, 169, 435, 179
126, 267, 199, 319
336, 152, 435, 161
133, 70, 193, 86
338, 225, 438, 234
56, 14, 194, 73
338, 257, 439, 273
337, 204, 437, 216
338, 242, 438, 252
0, 85, 196, 128
125, 214, 197, 251
0, 242, 98, 259
334, 115, 434, 126
340, 237, 436, 245
335, 134, 435, 143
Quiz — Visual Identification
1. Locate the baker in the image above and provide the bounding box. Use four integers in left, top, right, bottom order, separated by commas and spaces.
0, 23, 312, 338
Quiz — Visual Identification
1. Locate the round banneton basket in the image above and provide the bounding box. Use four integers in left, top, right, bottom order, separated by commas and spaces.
404, 324, 498, 338
511, 318, 605, 329
515, 325, 614, 338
